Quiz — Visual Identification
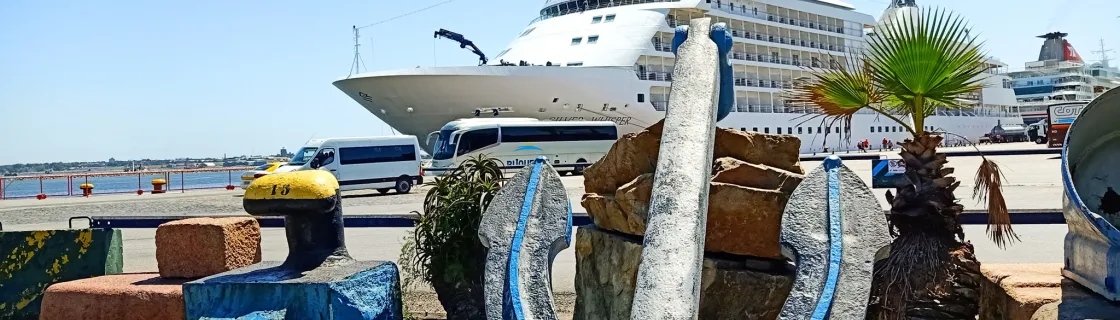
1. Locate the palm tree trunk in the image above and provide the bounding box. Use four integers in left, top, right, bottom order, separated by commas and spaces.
866, 133, 981, 320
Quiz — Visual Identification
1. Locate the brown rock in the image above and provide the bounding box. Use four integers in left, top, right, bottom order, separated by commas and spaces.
40, 273, 188, 320
155, 217, 262, 279
705, 183, 789, 258
581, 193, 630, 234
615, 173, 654, 232
583, 180, 790, 258
583, 121, 663, 195
586, 120, 804, 195
711, 157, 804, 193
574, 227, 792, 320
713, 130, 803, 174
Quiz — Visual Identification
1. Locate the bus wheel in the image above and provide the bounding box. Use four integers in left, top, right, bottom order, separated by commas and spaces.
573, 159, 588, 176
395, 178, 412, 194
377, 188, 390, 194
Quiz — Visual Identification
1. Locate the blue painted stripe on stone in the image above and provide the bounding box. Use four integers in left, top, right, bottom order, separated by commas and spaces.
565, 200, 573, 245
812, 156, 844, 320
507, 156, 546, 320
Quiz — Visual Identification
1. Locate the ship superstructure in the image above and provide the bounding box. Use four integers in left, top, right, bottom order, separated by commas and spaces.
1006, 33, 1120, 123
335, 0, 1022, 153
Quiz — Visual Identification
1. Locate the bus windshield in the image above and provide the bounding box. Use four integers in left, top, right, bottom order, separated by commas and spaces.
288, 147, 318, 165
432, 129, 456, 160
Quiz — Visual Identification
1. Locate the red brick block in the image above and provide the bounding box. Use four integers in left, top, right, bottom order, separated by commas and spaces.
155, 217, 262, 278
40, 273, 188, 320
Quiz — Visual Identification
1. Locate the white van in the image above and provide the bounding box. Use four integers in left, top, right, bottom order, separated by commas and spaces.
281, 136, 424, 194
427, 119, 618, 176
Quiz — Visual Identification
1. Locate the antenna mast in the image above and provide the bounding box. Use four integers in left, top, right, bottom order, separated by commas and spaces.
348, 26, 367, 77
1092, 39, 1114, 67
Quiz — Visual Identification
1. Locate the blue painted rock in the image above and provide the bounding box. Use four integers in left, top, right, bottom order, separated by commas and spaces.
479, 156, 572, 320
183, 170, 402, 320
183, 260, 402, 320
0, 228, 122, 320
1061, 87, 1120, 301
778, 156, 889, 319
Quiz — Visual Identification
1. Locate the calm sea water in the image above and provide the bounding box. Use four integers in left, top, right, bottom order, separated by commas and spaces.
0, 171, 244, 199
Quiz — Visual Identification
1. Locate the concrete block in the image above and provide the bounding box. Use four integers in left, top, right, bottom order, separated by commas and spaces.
979, 263, 1120, 319
479, 156, 571, 319
777, 156, 889, 319
156, 217, 262, 278
183, 260, 402, 320
0, 228, 122, 320
39, 273, 188, 320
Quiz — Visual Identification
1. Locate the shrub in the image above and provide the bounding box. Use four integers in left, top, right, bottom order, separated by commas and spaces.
399, 154, 503, 320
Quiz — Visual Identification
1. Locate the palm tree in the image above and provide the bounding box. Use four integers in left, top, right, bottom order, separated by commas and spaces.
785, 7, 1017, 320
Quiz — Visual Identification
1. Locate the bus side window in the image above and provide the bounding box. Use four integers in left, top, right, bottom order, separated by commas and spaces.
456, 128, 499, 155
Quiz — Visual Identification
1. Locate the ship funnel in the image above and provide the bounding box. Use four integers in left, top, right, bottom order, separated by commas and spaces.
1037, 32, 1083, 62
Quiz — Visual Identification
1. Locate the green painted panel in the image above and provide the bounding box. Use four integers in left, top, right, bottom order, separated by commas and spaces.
0, 228, 123, 320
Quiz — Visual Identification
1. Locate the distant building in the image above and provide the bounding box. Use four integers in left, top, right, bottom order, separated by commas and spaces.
280, 147, 289, 157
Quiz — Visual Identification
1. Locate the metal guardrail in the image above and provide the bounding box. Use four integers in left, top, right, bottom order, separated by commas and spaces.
65, 209, 1063, 229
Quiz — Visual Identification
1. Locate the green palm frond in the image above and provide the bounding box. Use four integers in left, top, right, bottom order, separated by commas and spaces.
867, 7, 989, 129
786, 56, 909, 139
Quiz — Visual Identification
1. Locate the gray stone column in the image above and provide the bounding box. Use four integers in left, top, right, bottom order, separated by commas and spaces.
629, 17, 720, 320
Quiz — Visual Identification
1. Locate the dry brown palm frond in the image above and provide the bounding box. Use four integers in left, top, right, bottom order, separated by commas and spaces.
934, 131, 1019, 248
974, 157, 1019, 248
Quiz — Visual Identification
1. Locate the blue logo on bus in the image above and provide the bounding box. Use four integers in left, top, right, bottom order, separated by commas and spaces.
515, 145, 544, 152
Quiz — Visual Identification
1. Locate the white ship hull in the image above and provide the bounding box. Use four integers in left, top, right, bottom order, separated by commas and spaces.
334, 0, 1022, 153
334, 66, 1020, 153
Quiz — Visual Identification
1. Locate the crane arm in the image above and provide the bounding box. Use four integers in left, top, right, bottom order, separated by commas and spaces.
434, 28, 488, 65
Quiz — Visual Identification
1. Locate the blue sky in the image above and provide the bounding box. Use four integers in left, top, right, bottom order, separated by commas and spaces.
1, 0, 1117, 165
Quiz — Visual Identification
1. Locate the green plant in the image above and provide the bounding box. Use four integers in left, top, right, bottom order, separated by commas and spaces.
399, 154, 503, 320
786, 7, 1015, 320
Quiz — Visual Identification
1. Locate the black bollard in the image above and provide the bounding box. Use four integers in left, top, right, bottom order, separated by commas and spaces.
185, 169, 403, 320
242, 170, 353, 271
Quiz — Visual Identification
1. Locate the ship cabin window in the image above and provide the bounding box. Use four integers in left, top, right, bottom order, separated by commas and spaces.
753, 127, 758, 132
798, 127, 804, 134
605, 14, 615, 22
878, 126, 883, 132
788, 127, 793, 134
567, 62, 583, 66
870, 126, 874, 132
740, 127, 746, 131
764, 127, 770, 134
571, 37, 582, 45
637, 93, 645, 102
588, 35, 599, 44
776, 127, 782, 134
592, 16, 603, 23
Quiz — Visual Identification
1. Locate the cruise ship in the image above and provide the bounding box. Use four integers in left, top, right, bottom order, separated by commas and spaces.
334, 0, 1022, 153
1006, 32, 1120, 124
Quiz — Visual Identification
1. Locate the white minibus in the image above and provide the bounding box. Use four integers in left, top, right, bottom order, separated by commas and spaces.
280, 136, 424, 194
427, 119, 618, 175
